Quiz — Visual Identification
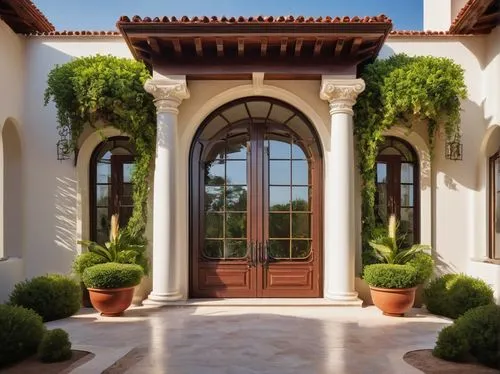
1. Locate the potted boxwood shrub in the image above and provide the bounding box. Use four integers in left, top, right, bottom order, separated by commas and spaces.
82, 262, 143, 316
74, 214, 149, 306
364, 263, 419, 316
364, 215, 434, 316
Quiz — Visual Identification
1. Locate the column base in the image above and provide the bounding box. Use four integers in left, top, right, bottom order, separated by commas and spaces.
325, 291, 363, 306
142, 291, 184, 306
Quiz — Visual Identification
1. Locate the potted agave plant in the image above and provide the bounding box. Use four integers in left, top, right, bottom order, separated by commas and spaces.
364, 215, 433, 316
75, 214, 149, 315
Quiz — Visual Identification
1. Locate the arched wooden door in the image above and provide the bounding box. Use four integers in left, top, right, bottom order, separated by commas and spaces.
190, 98, 323, 298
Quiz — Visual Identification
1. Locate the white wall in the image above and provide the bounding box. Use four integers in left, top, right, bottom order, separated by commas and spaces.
423, 0, 469, 31
385, 34, 500, 301
484, 28, 500, 126
0, 20, 26, 298
423, 0, 452, 31
22, 37, 132, 278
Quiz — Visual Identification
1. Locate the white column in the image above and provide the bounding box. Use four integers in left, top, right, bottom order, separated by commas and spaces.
143, 77, 189, 304
320, 77, 365, 302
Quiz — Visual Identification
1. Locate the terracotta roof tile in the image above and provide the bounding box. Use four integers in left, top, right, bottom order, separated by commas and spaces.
390, 30, 452, 36
0, 0, 54, 33
27, 30, 121, 36
451, 0, 478, 28
22, 0, 54, 31
118, 14, 392, 24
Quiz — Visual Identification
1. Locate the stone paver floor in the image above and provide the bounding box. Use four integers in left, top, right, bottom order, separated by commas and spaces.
46, 305, 451, 374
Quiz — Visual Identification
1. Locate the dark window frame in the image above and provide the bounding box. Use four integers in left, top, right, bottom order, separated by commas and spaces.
375, 137, 420, 244
488, 151, 500, 261
89, 136, 135, 243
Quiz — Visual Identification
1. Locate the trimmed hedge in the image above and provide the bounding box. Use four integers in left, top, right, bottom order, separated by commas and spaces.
406, 252, 434, 285
0, 304, 45, 367
424, 274, 494, 319
363, 264, 418, 289
38, 329, 72, 363
9, 274, 81, 322
433, 304, 500, 368
72, 251, 107, 277
82, 262, 143, 289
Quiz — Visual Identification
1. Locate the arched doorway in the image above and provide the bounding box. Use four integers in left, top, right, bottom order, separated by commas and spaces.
375, 136, 420, 245
190, 97, 323, 298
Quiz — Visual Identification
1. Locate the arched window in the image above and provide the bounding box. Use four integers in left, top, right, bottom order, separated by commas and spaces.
375, 137, 419, 245
489, 151, 500, 260
90, 137, 135, 244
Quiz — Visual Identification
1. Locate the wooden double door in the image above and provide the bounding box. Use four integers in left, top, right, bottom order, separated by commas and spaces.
190, 101, 322, 298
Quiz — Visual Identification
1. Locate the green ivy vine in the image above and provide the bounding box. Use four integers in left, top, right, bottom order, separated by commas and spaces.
354, 53, 467, 265
44, 55, 156, 240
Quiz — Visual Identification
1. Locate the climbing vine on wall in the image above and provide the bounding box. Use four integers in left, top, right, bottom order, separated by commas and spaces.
353, 53, 467, 265
44, 55, 156, 239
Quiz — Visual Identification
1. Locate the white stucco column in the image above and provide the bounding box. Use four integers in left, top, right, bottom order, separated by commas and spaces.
143, 76, 189, 304
320, 77, 365, 302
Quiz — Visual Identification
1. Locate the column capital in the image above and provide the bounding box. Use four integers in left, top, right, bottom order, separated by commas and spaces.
319, 78, 365, 115
144, 76, 190, 114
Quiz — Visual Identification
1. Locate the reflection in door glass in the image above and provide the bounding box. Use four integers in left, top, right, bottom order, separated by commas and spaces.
203, 136, 248, 259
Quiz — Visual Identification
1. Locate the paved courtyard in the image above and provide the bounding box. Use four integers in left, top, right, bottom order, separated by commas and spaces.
47, 305, 451, 374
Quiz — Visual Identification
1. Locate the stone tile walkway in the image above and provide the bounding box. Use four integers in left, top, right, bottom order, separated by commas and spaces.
46, 305, 451, 374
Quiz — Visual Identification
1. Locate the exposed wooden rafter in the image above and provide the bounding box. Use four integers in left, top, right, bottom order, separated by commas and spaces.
313, 38, 324, 56
194, 37, 203, 57
280, 37, 288, 56
334, 38, 345, 56
260, 38, 268, 57
216, 38, 224, 57
294, 38, 303, 57
172, 38, 182, 56
238, 38, 245, 57
117, 16, 393, 77
148, 37, 161, 54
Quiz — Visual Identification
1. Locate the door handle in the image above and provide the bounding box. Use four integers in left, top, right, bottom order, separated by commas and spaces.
247, 241, 256, 268
262, 240, 270, 268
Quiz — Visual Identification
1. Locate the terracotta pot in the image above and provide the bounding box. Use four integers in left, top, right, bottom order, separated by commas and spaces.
87, 287, 135, 317
369, 286, 417, 317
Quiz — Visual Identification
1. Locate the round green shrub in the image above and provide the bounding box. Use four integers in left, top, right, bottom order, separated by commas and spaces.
82, 263, 143, 289
9, 274, 82, 322
407, 252, 434, 284
433, 325, 469, 362
0, 304, 45, 367
456, 304, 500, 368
363, 264, 418, 289
38, 328, 72, 363
433, 304, 500, 368
72, 252, 108, 277
424, 274, 494, 319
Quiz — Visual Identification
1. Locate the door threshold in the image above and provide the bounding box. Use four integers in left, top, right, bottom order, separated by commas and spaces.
157, 298, 363, 307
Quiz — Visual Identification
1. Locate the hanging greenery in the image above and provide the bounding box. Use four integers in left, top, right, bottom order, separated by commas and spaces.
44, 55, 156, 239
353, 53, 467, 265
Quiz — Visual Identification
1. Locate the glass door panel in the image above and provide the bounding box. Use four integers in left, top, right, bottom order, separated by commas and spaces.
265, 134, 312, 261
202, 134, 249, 260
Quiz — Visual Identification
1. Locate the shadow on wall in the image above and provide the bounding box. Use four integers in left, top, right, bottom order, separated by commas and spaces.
23, 42, 79, 276
54, 177, 77, 257
2, 117, 23, 259
50, 307, 450, 373
434, 252, 458, 277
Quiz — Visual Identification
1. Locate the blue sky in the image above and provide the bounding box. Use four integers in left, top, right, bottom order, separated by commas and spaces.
34, 0, 423, 31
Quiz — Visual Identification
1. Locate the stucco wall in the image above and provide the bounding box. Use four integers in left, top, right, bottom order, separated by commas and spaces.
22, 37, 132, 278
384, 34, 500, 300
0, 20, 26, 298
